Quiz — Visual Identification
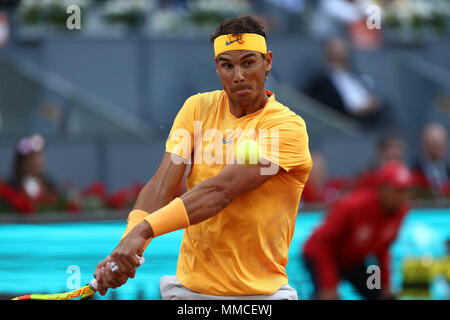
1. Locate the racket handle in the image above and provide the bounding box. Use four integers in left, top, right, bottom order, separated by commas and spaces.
89, 255, 145, 292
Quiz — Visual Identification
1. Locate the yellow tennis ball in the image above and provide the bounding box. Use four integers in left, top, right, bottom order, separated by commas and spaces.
235, 139, 260, 165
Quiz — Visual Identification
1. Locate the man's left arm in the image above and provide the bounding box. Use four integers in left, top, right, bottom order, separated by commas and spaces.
109, 161, 279, 274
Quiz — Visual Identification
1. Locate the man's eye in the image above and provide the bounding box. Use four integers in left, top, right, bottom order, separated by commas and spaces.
223, 64, 233, 69
244, 61, 254, 66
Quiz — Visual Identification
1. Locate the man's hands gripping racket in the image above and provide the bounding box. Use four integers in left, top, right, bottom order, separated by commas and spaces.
11, 252, 145, 300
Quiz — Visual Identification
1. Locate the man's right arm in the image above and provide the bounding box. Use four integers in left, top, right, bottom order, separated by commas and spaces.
134, 152, 187, 214
120, 152, 187, 245
93, 152, 186, 294
94, 91, 197, 295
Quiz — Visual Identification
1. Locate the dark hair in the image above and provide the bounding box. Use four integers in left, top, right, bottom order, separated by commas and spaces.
13, 152, 26, 186
209, 15, 266, 43
210, 15, 269, 79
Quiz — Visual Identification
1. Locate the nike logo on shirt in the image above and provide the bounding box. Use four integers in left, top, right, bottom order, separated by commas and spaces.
222, 137, 234, 144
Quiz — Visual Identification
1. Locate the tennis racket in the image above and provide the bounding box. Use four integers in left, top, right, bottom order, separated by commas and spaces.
11, 254, 145, 300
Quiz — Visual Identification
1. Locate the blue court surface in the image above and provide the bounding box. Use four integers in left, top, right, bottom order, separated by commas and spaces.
0, 208, 449, 300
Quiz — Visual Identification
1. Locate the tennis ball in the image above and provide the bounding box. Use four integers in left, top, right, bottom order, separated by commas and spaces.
235, 139, 260, 165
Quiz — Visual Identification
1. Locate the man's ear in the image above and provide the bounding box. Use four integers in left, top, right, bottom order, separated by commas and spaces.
264, 51, 273, 75
214, 57, 219, 75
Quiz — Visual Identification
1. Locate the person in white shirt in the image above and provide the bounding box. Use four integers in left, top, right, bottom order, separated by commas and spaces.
305, 37, 384, 125
413, 122, 450, 197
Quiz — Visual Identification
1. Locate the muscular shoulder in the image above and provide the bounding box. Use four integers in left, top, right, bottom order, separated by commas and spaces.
182, 90, 223, 119
257, 100, 310, 154
256, 100, 312, 178
258, 100, 307, 133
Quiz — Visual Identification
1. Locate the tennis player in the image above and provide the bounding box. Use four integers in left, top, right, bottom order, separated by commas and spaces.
93, 15, 313, 300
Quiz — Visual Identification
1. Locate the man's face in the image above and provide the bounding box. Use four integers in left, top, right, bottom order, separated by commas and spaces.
326, 38, 350, 70
379, 139, 406, 164
215, 50, 272, 107
24, 151, 45, 177
423, 130, 447, 162
378, 185, 410, 214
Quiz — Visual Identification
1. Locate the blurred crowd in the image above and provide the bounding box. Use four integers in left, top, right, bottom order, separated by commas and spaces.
0, 120, 448, 214
0, 1, 449, 214
0, 134, 135, 214
302, 121, 450, 207
0, 135, 188, 214
0, 134, 149, 214
1, 0, 448, 41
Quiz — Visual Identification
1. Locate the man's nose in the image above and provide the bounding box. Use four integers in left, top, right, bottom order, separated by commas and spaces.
233, 66, 245, 83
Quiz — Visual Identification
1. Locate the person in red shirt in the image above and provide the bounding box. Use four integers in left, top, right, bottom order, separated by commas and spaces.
302, 160, 412, 300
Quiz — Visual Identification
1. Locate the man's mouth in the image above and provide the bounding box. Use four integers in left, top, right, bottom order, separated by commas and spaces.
233, 87, 251, 95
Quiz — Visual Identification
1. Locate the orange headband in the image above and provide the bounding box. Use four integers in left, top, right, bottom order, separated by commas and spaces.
214, 33, 267, 57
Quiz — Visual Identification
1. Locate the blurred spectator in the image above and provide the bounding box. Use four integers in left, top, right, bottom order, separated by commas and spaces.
0, 134, 60, 213
355, 132, 406, 189
309, 0, 377, 39
412, 122, 450, 198
0, 12, 9, 47
302, 151, 352, 205
302, 160, 413, 300
8, 134, 58, 200
0, 134, 150, 214
305, 37, 387, 126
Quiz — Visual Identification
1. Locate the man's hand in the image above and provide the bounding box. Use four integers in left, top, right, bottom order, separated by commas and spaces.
93, 222, 152, 295
93, 255, 137, 296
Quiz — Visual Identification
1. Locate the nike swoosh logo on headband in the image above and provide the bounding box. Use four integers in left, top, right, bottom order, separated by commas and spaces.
225, 39, 239, 46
